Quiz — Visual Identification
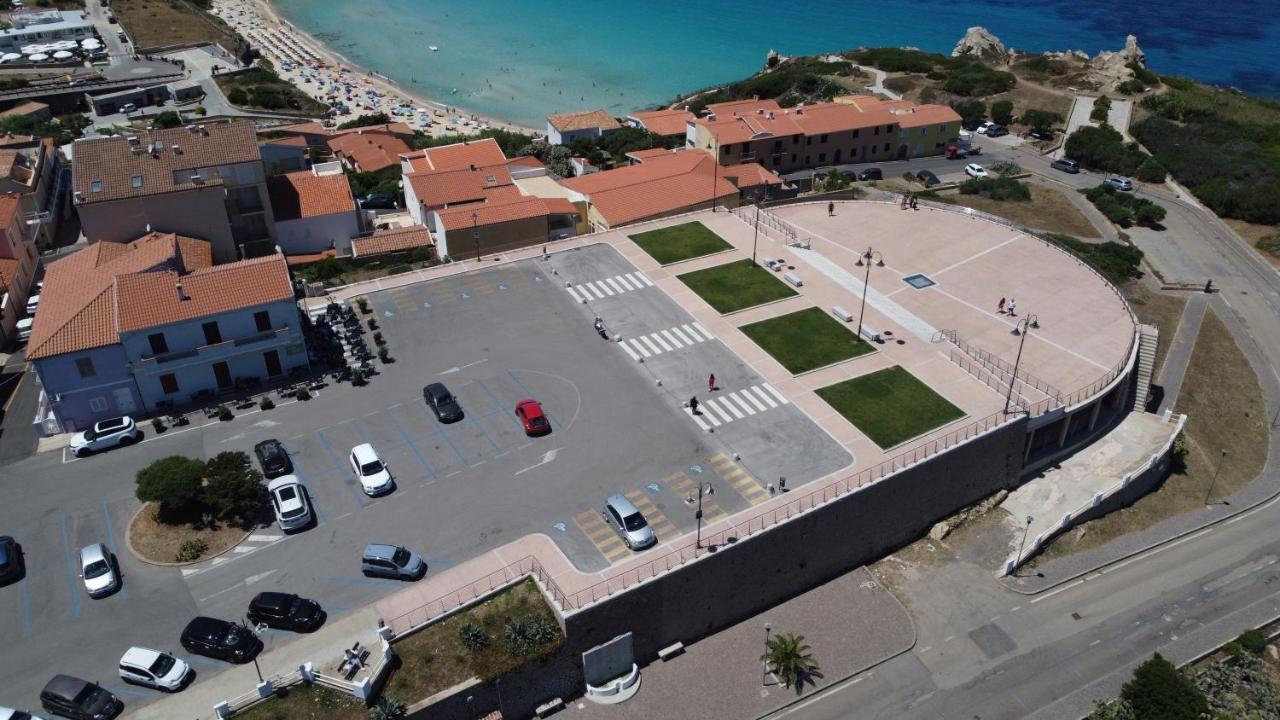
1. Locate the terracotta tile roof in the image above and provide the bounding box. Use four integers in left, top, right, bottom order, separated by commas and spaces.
327, 130, 413, 173
506, 155, 545, 169
261, 135, 310, 148
407, 164, 513, 208
0, 257, 18, 288
0, 193, 21, 226
560, 150, 738, 226
285, 248, 336, 266
704, 98, 783, 117
267, 170, 356, 221
115, 254, 294, 333
698, 107, 803, 144
350, 226, 433, 258
791, 102, 894, 135
546, 109, 621, 133
0, 101, 48, 118
625, 148, 675, 162
26, 232, 212, 359
403, 138, 507, 174
721, 162, 786, 189
889, 103, 963, 128
73, 122, 262, 205
627, 108, 695, 137
0, 134, 35, 148
435, 196, 576, 232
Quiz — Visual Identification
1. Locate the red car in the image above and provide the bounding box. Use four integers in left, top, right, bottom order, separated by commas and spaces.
515, 399, 551, 436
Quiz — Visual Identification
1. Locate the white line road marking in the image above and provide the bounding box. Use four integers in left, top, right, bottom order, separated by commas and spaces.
515, 448, 563, 476
659, 329, 682, 348
614, 274, 636, 291
720, 397, 745, 419
636, 273, 654, 287
596, 281, 615, 296
918, 646, 932, 653
446, 471, 463, 478
620, 343, 641, 361
605, 277, 626, 294
706, 400, 734, 424
943, 635, 956, 642
1089, 639, 1102, 647
763, 382, 789, 404
566, 287, 583, 303
1029, 578, 1085, 604
692, 321, 711, 338
684, 407, 712, 431
730, 392, 758, 415
1010, 606, 1021, 612
693, 405, 720, 426
669, 326, 694, 345
247, 534, 283, 542
751, 385, 779, 408
650, 333, 673, 352
627, 339, 651, 358
640, 336, 663, 355
743, 389, 769, 412
681, 323, 703, 342
333, 512, 353, 521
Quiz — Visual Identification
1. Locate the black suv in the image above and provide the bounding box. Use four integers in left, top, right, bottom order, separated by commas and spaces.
0, 535, 22, 584
423, 382, 463, 423
858, 167, 883, 181
180, 617, 262, 663
40, 675, 121, 720
915, 169, 941, 187
247, 592, 325, 632
253, 439, 293, 479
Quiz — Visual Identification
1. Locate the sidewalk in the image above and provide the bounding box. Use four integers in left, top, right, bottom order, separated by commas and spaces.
127, 607, 382, 720
1156, 293, 1207, 414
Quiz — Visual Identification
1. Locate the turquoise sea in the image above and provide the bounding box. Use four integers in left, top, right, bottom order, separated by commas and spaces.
271, 0, 1280, 127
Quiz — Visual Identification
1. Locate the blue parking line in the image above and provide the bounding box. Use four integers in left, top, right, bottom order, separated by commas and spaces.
507, 371, 559, 426
20, 576, 32, 636
316, 430, 367, 508
293, 471, 327, 524
467, 413, 502, 455
420, 405, 469, 465
100, 501, 126, 600
102, 684, 152, 699
478, 380, 524, 430
384, 410, 439, 481
325, 575, 403, 588
57, 514, 81, 620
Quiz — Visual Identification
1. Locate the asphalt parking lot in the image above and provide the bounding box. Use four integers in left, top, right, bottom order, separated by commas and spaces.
0, 244, 849, 713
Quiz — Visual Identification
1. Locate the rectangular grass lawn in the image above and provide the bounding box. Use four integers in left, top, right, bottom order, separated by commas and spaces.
629, 221, 733, 264
677, 260, 798, 313
741, 307, 874, 373
816, 366, 965, 449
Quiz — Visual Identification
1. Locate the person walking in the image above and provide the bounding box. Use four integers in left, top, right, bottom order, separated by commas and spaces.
827, 201, 835, 217
1007, 298, 1017, 317
708, 373, 717, 392
689, 396, 700, 415
997, 297, 1006, 314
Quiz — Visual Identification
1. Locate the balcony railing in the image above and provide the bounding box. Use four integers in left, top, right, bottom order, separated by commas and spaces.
139, 324, 291, 365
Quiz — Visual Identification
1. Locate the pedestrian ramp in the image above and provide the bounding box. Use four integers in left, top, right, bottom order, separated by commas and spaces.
706, 452, 770, 506
618, 322, 714, 360
684, 383, 790, 431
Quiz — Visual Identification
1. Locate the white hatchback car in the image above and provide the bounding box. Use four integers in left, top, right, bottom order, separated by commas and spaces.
964, 163, 988, 178
79, 542, 119, 598
69, 416, 142, 457
118, 647, 191, 692
349, 443, 393, 496
268, 475, 313, 531
0, 706, 48, 720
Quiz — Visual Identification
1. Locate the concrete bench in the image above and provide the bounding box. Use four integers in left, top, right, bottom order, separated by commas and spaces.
535, 698, 565, 717
832, 305, 853, 322
783, 271, 803, 287
860, 324, 882, 343
658, 641, 685, 661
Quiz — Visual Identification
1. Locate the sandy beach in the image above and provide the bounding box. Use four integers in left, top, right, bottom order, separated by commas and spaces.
209, 0, 537, 137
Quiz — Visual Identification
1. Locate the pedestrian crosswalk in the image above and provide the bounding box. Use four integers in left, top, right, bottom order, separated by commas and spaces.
685, 383, 790, 431
566, 271, 654, 303
618, 322, 714, 361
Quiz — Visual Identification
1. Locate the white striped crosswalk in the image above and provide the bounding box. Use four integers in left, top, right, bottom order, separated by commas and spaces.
570, 272, 654, 301
685, 383, 790, 431
620, 323, 714, 360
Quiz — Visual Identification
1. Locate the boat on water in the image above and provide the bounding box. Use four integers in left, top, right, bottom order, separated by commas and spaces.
450, 88, 458, 94
429, 45, 439, 52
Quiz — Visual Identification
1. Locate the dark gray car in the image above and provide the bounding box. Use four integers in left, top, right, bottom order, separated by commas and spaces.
423, 383, 463, 423
40, 675, 121, 720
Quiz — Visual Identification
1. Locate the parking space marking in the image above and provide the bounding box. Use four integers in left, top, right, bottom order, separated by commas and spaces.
477, 380, 524, 430
315, 429, 368, 508
57, 514, 81, 620
383, 410, 440, 481
572, 510, 629, 563
419, 405, 470, 465
100, 501, 127, 600
20, 575, 32, 636
624, 490, 678, 543
467, 413, 503, 455
325, 575, 406, 588
663, 472, 728, 524
102, 683, 152, 699
566, 286, 584, 303
708, 453, 770, 506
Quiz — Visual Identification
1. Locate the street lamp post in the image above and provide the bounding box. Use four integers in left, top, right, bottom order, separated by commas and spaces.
751, 192, 762, 266
1005, 314, 1040, 414
711, 149, 719, 213
1205, 448, 1228, 505
471, 211, 480, 262
695, 482, 714, 550
762, 622, 772, 686
854, 248, 883, 341
1015, 514, 1033, 574
242, 619, 265, 684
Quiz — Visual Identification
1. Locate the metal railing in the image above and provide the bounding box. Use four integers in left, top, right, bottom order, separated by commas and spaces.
949, 349, 1038, 411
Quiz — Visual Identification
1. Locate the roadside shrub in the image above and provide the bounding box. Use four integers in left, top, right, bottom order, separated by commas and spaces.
1117, 79, 1146, 95
1042, 233, 1143, 285
136, 456, 206, 520
1086, 185, 1165, 226
226, 87, 248, 105
458, 622, 489, 651
297, 387, 311, 400
216, 404, 233, 421
1021, 109, 1062, 133
299, 257, 351, 283
356, 297, 371, 314
202, 451, 266, 525
1256, 235, 1280, 257
259, 396, 275, 411
1065, 124, 1151, 176
959, 177, 1031, 201
1091, 95, 1112, 123
378, 347, 392, 363
990, 100, 1014, 125
1235, 628, 1268, 655
901, 171, 917, 184
950, 99, 986, 127
1170, 432, 1188, 472
372, 331, 385, 346
502, 616, 558, 657
351, 369, 366, 386
1120, 653, 1208, 720
1127, 62, 1160, 86
370, 697, 406, 720
991, 161, 1022, 177
367, 317, 378, 331
151, 417, 166, 433
1135, 156, 1167, 184
174, 538, 208, 563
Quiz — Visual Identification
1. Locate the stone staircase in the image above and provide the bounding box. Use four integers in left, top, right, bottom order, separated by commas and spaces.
1132, 324, 1160, 410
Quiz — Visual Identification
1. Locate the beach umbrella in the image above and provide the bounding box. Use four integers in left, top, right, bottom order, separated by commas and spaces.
27, 53, 49, 62
1, 53, 21, 62
81, 39, 101, 48
21, 44, 43, 54
53, 50, 74, 60
54, 40, 77, 50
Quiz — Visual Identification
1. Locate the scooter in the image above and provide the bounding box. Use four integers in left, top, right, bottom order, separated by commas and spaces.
594, 317, 608, 340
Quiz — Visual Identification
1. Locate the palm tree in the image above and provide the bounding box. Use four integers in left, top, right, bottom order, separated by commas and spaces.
762, 632, 820, 689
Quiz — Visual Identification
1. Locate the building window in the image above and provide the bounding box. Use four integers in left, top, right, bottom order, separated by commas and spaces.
75, 357, 96, 378
792, 136, 800, 145
920, 128, 927, 136
805, 156, 810, 164
852, 129, 860, 139
818, 153, 826, 162
886, 125, 894, 134
202, 321, 222, 345
88, 396, 108, 412
130, 175, 143, 188
805, 137, 812, 146
884, 143, 890, 152
772, 139, 782, 150
254, 310, 271, 332
160, 374, 179, 395
940, 124, 948, 134
874, 127, 879, 136
147, 333, 168, 355
90, 180, 102, 193
820, 134, 828, 143
791, 154, 797, 162
722, 144, 732, 154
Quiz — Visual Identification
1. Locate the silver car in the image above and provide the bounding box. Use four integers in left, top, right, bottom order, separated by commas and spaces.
79, 542, 120, 599
602, 495, 656, 550
69, 416, 142, 457
118, 647, 191, 692
267, 475, 312, 532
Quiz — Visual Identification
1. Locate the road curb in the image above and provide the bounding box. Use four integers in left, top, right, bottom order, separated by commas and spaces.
125, 501, 253, 568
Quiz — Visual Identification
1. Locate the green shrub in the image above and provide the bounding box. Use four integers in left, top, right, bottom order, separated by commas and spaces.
850, 48, 941, 73
259, 396, 274, 411
175, 538, 208, 563
1091, 95, 1112, 123
370, 696, 406, 720
950, 99, 987, 126
938, 60, 1016, 96
1085, 184, 1165, 226
299, 257, 352, 282
1117, 79, 1146, 95
990, 100, 1014, 125
1042, 233, 1143, 285
136, 456, 206, 520
1065, 124, 1151, 176
991, 161, 1022, 177
458, 622, 489, 651
959, 177, 1031, 201
1236, 628, 1268, 655
1021, 109, 1062, 133
227, 87, 248, 105
1120, 653, 1208, 720
503, 616, 557, 657
1256, 235, 1280, 257
1127, 62, 1160, 86
1158, 75, 1196, 91
1135, 156, 1167, 183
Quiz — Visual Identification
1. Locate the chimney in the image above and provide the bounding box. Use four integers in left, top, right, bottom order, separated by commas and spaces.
176, 282, 188, 301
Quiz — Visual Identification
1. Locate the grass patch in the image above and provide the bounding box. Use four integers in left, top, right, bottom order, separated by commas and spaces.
1037, 309, 1269, 559
816, 366, 965, 448
1126, 284, 1187, 377
940, 185, 1100, 238
740, 307, 873, 373
629, 221, 732, 265
677, 260, 798, 314
127, 502, 247, 564
1224, 219, 1280, 269
230, 682, 366, 720
113, 0, 237, 49
385, 578, 563, 703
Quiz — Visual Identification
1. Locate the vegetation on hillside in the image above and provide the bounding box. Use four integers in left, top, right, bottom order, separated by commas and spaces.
566, 126, 675, 166
0, 112, 91, 145
218, 66, 327, 114
1041, 233, 1143, 284
683, 57, 860, 115
1085, 184, 1167, 226
1064, 124, 1163, 181
958, 177, 1030, 201
848, 48, 1016, 96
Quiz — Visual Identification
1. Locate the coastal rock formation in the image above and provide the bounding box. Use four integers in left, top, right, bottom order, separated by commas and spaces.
952, 27, 1009, 64
1091, 34, 1147, 72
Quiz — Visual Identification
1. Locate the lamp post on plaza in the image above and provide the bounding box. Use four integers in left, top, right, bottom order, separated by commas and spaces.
695, 482, 714, 550
1015, 514, 1034, 575
855, 248, 883, 341
751, 188, 765, 266
471, 211, 480, 262
1006, 314, 1040, 414
762, 622, 772, 686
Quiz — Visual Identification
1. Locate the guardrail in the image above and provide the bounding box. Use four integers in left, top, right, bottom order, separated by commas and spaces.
949, 349, 1039, 411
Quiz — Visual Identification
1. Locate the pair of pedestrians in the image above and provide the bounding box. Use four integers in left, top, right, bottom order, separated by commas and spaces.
689, 374, 717, 415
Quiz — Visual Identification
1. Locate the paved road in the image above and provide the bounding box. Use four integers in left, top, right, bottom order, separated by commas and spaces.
0, 248, 849, 714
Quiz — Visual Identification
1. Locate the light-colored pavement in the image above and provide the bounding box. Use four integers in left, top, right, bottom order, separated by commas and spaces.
1156, 293, 1208, 414
854, 64, 901, 100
